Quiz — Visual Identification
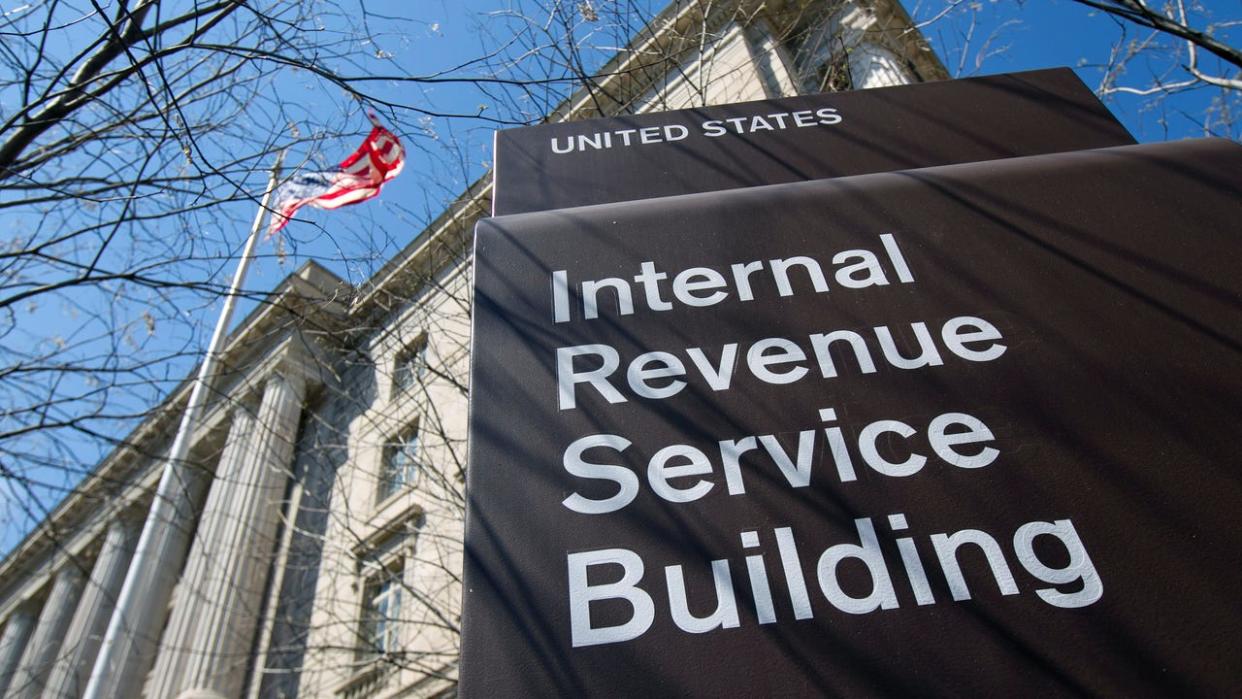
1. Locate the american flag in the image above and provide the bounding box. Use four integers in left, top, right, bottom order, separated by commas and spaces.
269, 114, 405, 235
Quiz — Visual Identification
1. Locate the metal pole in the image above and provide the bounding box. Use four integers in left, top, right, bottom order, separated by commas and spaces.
83, 152, 284, 699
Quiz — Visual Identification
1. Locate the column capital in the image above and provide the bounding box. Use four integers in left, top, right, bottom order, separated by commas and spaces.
269, 343, 319, 396
267, 364, 308, 399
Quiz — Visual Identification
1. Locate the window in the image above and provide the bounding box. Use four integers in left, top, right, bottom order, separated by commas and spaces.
347, 514, 421, 684
378, 424, 420, 503
785, 12, 855, 94
359, 564, 404, 660
812, 52, 853, 93
391, 335, 428, 398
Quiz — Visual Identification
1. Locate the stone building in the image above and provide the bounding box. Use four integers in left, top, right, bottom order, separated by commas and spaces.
0, 1, 944, 697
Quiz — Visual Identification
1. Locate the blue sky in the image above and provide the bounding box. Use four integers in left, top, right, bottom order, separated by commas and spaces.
908, 0, 1239, 140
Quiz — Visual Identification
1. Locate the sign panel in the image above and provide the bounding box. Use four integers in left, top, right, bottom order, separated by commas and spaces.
464, 139, 1242, 696
492, 68, 1135, 215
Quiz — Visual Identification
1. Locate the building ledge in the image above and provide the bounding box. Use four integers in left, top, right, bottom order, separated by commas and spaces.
353, 497, 424, 558
334, 659, 397, 699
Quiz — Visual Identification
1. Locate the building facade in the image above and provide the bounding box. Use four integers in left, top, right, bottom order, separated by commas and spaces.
0, 1, 944, 697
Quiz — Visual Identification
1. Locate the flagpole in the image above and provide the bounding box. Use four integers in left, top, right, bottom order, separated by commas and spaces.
83, 151, 285, 699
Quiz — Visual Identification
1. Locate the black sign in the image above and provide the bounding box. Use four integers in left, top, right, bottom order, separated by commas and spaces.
491, 68, 1135, 215
463, 139, 1242, 696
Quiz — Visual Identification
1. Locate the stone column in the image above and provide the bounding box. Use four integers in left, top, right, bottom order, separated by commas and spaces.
7, 564, 87, 698
41, 516, 140, 699
82, 442, 211, 699
150, 371, 306, 699
146, 406, 256, 696
0, 605, 36, 696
